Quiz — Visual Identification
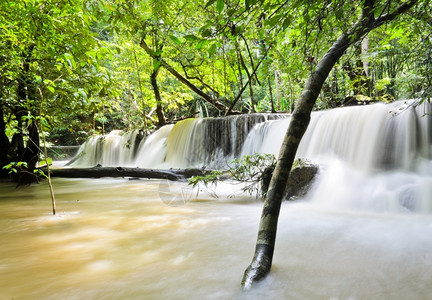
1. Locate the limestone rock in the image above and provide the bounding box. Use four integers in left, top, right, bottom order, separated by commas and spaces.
284, 159, 319, 201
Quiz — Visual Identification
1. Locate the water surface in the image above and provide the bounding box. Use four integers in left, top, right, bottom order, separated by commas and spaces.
1, 178, 431, 299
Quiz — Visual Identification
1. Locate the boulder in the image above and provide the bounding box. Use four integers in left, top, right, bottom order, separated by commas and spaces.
284, 158, 319, 201
260, 158, 319, 201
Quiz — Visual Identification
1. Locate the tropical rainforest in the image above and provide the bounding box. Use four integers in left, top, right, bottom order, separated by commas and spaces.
1, 0, 432, 293
0, 0, 431, 182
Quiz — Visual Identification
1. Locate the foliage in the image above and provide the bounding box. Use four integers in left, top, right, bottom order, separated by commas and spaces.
188, 170, 223, 188
188, 153, 276, 198
2, 161, 48, 179
228, 153, 276, 197
1, 0, 431, 180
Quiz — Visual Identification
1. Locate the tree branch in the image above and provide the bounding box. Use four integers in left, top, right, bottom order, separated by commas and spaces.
139, 38, 228, 112
374, 0, 419, 28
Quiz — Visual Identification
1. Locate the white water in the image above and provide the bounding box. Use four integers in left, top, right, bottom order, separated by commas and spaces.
69, 114, 285, 169
241, 100, 431, 171
69, 100, 431, 172
69, 130, 141, 167
67, 100, 432, 214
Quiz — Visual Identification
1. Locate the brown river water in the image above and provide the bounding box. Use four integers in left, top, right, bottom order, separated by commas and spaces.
1, 177, 432, 299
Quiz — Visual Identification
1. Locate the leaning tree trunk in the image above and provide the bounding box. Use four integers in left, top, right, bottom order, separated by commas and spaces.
241, 0, 418, 289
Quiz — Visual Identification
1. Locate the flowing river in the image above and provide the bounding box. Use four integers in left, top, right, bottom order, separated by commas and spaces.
1, 172, 432, 299
2, 100, 432, 299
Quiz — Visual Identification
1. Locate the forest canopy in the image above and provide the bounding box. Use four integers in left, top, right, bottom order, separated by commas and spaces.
0, 0, 431, 180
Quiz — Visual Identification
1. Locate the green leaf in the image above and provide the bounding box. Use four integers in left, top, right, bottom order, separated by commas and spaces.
217, 0, 224, 13
227, 8, 236, 16
149, 49, 163, 56
208, 43, 217, 57
265, 14, 283, 27
196, 39, 208, 50
201, 29, 212, 38
334, 8, 343, 20
169, 35, 182, 45
47, 86, 55, 93
205, 0, 217, 8
99, 87, 107, 97
41, 118, 50, 128
153, 59, 161, 70
16, 162, 28, 168
64, 53, 76, 69
184, 34, 198, 41
245, 0, 258, 10
282, 17, 291, 30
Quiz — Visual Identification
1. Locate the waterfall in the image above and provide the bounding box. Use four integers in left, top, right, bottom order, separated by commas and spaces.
69, 113, 284, 168
69, 100, 431, 172
67, 130, 142, 167
239, 100, 432, 213
66, 99, 432, 212
242, 100, 431, 171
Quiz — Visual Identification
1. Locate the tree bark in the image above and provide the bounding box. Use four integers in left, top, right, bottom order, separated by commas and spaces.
242, 0, 418, 289
150, 65, 167, 128
0, 105, 10, 177
16, 121, 40, 185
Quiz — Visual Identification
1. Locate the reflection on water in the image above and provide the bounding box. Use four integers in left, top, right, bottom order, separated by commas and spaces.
1, 177, 432, 299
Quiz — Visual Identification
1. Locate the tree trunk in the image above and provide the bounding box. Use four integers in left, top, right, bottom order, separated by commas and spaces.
0, 105, 10, 177
150, 66, 167, 128
241, 0, 418, 289
17, 121, 40, 185
41, 166, 210, 180
275, 70, 280, 111
268, 75, 276, 113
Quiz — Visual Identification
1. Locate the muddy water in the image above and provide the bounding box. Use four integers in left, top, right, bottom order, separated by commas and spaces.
1, 178, 432, 299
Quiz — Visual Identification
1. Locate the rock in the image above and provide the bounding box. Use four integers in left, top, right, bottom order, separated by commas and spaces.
260, 164, 275, 197
284, 158, 319, 201
259, 158, 319, 201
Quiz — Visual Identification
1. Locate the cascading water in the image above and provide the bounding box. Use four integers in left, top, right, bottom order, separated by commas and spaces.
241, 100, 432, 213
67, 130, 142, 167
69, 99, 430, 171
69, 113, 284, 168
67, 100, 431, 213
242, 100, 431, 171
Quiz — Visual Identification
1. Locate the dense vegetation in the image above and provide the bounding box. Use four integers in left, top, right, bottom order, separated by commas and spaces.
1, 0, 431, 181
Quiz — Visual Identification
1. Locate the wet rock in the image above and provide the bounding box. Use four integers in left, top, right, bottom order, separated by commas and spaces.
284, 159, 319, 201
260, 158, 319, 201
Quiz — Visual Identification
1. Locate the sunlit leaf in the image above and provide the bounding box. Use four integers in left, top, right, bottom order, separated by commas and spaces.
153, 59, 161, 70
217, 0, 224, 13
265, 14, 283, 27
208, 43, 217, 57
184, 34, 198, 41
169, 35, 182, 45
196, 39, 208, 50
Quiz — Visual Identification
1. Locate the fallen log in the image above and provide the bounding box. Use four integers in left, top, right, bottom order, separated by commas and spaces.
42, 167, 211, 181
